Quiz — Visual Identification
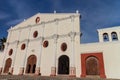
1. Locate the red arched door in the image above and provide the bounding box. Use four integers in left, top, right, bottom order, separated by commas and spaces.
81, 53, 106, 78
86, 56, 99, 75
25, 55, 37, 74
4, 58, 12, 73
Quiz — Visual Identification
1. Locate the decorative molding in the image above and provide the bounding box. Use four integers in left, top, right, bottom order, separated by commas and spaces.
4, 42, 9, 46
70, 15, 75, 22
68, 31, 76, 37
52, 34, 59, 39
7, 32, 80, 45
52, 34, 59, 43
31, 49, 35, 52
8, 40, 19, 45
54, 18, 59, 25
41, 21, 45, 27
29, 36, 44, 43
8, 14, 80, 32
19, 39, 29, 44
68, 32, 76, 41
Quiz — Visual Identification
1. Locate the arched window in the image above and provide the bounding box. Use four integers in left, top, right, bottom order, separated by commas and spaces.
111, 32, 118, 41
103, 33, 109, 42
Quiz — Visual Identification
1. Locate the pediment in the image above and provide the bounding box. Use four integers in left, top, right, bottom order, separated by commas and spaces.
10, 13, 80, 30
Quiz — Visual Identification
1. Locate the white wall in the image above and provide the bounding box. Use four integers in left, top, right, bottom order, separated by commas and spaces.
80, 41, 120, 79
1, 13, 80, 76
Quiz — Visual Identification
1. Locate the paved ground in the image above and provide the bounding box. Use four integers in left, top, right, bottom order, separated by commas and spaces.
0, 75, 119, 80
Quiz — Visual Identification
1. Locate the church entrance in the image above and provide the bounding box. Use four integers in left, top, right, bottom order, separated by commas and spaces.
25, 55, 37, 74
3, 58, 12, 73
86, 56, 99, 75
81, 53, 106, 78
58, 55, 69, 75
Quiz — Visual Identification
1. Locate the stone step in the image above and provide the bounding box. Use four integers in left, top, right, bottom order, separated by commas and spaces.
0, 75, 119, 80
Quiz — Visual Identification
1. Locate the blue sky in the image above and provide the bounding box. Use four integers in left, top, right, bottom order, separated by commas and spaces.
1, 0, 120, 43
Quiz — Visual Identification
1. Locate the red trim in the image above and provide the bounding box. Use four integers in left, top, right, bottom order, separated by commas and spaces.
80, 52, 106, 78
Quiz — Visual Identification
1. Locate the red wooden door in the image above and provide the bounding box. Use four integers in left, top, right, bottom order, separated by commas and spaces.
26, 55, 36, 73
86, 57, 100, 75
4, 58, 12, 73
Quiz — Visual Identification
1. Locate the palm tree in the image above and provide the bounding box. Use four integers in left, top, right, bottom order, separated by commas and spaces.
0, 37, 6, 51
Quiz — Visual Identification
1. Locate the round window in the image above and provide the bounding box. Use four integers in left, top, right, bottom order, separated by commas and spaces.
61, 43, 67, 51
33, 31, 38, 38
35, 17, 40, 24
9, 49, 13, 56
21, 43, 26, 50
43, 40, 49, 48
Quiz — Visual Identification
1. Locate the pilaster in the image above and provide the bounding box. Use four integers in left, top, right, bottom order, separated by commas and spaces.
18, 67, 24, 75
68, 32, 76, 77
35, 67, 41, 75
50, 19, 59, 76
116, 31, 120, 41
108, 32, 112, 42
35, 23, 45, 75
35, 37, 43, 75
50, 67, 56, 76
8, 67, 13, 74
69, 67, 76, 77
20, 27, 31, 75
11, 30, 21, 73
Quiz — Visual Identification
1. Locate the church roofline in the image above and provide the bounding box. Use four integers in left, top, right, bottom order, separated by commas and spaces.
97, 26, 120, 32
8, 13, 80, 32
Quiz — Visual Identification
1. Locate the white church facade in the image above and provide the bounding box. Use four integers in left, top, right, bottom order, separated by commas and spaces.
0, 12, 120, 79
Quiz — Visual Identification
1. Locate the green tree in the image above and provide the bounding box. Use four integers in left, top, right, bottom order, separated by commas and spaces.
0, 37, 6, 51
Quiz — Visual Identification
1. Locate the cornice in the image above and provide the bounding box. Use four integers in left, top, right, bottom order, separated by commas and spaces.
8, 14, 80, 32
7, 32, 80, 45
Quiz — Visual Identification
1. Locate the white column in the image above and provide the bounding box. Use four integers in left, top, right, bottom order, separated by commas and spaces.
116, 31, 120, 41
7, 27, 12, 42
19, 27, 31, 75
19, 39, 29, 75
35, 23, 45, 75
10, 30, 21, 74
1, 43, 9, 74
9, 41, 18, 74
69, 16, 76, 77
35, 38, 43, 75
69, 32, 76, 77
108, 32, 112, 42
1, 29, 12, 74
51, 34, 58, 76
98, 32, 103, 42
50, 19, 58, 76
